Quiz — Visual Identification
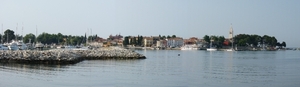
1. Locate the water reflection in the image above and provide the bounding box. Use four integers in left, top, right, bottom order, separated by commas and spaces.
0, 62, 70, 75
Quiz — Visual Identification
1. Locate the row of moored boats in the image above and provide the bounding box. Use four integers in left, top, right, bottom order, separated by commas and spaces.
0, 40, 29, 50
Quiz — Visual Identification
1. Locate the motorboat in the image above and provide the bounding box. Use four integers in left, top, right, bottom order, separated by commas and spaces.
8, 42, 19, 50
226, 48, 234, 51
57, 45, 65, 49
17, 41, 28, 50
181, 45, 199, 50
207, 47, 217, 51
0, 44, 9, 50
35, 42, 44, 48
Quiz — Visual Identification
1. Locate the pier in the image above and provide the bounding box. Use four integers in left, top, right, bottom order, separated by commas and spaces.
0, 47, 146, 64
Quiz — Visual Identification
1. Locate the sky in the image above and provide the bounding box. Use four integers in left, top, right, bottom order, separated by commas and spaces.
0, 0, 299, 47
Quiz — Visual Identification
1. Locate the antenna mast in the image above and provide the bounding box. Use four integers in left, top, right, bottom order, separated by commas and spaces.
16, 23, 18, 41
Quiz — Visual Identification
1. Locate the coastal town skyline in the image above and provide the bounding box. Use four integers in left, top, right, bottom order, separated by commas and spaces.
1, 0, 299, 47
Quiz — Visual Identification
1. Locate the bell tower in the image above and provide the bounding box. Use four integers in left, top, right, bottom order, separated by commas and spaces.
229, 24, 233, 40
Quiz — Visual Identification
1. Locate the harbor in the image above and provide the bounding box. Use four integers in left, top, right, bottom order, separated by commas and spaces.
0, 47, 146, 64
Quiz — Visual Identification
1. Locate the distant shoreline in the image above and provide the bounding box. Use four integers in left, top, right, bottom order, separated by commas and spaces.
125, 46, 296, 51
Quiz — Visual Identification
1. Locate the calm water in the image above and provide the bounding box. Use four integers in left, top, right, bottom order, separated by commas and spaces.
1, 50, 300, 87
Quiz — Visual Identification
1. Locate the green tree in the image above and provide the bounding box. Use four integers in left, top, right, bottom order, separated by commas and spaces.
253, 35, 261, 47
139, 36, 143, 46
3, 29, 15, 43
0, 34, 2, 43
162, 35, 166, 40
23, 33, 36, 43
270, 37, 277, 47
203, 35, 210, 43
159, 35, 162, 40
276, 42, 282, 48
167, 35, 171, 39
56, 33, 64, 44
172, 35, 176, 38
218, 36, 225, 48
282, 41, 286, 48
131, 37, 137, 45
238, 39, 247, 46
123, 36, 129, 46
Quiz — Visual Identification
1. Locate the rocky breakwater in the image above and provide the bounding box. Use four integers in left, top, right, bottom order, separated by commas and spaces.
0, 47, 146, 64
0, 50, 83, 64
78, 47, 146, 60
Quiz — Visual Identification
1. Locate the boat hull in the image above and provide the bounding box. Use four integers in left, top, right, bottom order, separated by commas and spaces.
207, 48, 217, 51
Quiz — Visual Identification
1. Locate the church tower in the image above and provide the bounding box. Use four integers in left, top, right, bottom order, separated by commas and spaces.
229, 24, 233, 40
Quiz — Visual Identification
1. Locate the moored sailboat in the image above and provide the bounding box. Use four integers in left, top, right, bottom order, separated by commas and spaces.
207, 39, 217, 51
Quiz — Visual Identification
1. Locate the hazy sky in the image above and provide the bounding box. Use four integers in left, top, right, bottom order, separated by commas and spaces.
1, 0, 299, 47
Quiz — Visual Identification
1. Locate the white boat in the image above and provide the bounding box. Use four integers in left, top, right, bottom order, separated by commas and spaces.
8, 41, 19, 50
35, 42, 44, 48
181, 45, 199, 50
226, 48, 234, 51
0, 44, 9, 50
207, 47, 217, 51
17, 41, 28, 50
207, 38, 217, 51
57, 45, 65, 49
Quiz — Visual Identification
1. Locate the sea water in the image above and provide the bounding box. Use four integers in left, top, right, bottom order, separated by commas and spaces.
0, 50, 299, 87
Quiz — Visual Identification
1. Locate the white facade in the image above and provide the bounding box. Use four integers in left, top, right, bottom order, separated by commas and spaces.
167, 38, 184, 48
156, 40, 167, 47
156, 41, 161, 47
144, 38, 153, 47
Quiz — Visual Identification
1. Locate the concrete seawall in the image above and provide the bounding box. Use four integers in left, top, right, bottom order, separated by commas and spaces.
0, 47, 146, 64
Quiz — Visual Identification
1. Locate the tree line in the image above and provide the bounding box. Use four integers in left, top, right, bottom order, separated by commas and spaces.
158, 35, 176, 40
123, 35, 143, 47
203, 34, 287, 48
0, 29, 99, 45
234, 34, 286, 47
203, 35, 225, 48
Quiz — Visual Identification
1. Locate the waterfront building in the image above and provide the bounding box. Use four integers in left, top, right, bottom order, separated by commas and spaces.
156, 40, 167, 48
166, 37, 184, 48
144, 37, 153, 47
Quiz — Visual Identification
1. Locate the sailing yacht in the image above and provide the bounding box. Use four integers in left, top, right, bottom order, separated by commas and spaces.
0, 44, 8, 50
17, 40, 28, 50
8, 40, 19, 50
207, 39, 217, 51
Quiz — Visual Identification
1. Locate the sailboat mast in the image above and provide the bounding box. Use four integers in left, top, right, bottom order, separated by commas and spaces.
7, 29, 8, 43
230, 24, 234, 49
232, 24, 234, 48
90, 28, 92, 42
16, 23, 18, 41
36, 25, 37, 43
1, 23, 2, 44
87, 28, 89, 44
22, 22, 23, 41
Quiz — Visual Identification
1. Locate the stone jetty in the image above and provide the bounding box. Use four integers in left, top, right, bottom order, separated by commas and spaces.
0, 47, 145, 64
